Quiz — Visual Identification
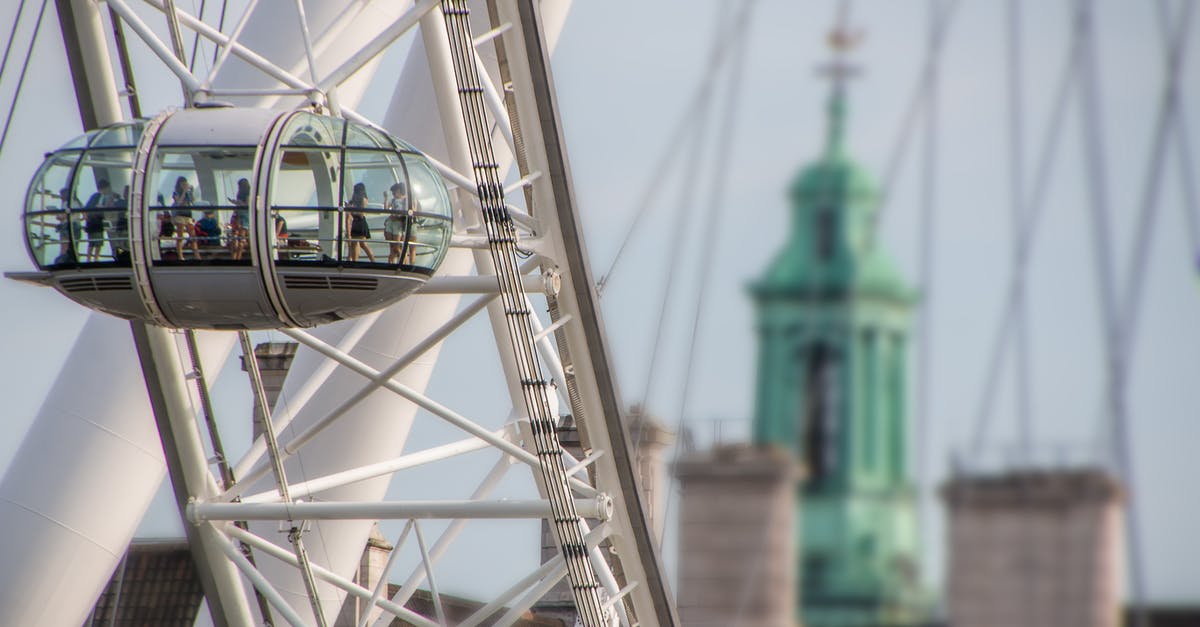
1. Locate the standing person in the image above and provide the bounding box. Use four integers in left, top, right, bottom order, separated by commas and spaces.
228, 178, 251, 261
345, 182, 375, 262
83, 179, 113, 262
171, 176, 198, 260
384, 182, 411, 264
54, 187, 80, 265
109, 185, 130, 262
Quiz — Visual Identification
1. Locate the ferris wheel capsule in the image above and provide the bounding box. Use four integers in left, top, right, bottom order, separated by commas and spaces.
15, 107, 454, 329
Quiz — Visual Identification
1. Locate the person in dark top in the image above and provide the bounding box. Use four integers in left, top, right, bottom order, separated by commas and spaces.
345, 182, 375, 262
108, 185, 129, 262
54, 212, 81, 265
83, 179, 113, 262
195, 210, 222, 256
171, 176, 197, 259
227, 178, 251, 261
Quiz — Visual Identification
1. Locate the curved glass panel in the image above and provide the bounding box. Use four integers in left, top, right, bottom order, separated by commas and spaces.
402, 154, 453, 272
281, 112, 345, 148
73, 149, 134, 264
25, 153, 83, 268
345, 122, 392, 149
271, 147, 341, 264
89, 122, 144, 148
341, 150, 405, 265
148, 147, 256, 264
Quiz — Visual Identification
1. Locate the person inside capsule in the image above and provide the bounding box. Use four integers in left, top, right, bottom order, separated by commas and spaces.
228, 178, 250, 261
385, 181, 417, 265
82, 178, 113, 262
171, 176, 198, 260
345, 181, 375, 263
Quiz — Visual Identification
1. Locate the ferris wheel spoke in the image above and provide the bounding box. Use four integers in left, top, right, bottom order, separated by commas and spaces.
106, 0, 204, 94
237, 427, 511, 504
225, 523, 440, 627
315, 0, 441, 95
266, 325, 599, 498
142, 0, 315, 96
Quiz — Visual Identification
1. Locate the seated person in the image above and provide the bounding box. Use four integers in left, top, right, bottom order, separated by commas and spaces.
195, 210, 223, 253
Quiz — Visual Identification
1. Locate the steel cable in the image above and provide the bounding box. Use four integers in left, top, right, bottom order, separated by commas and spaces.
0, 0, 29, 98
969, 13, 1086, 457
0, 0, 47, 163
659, 0, 758, 545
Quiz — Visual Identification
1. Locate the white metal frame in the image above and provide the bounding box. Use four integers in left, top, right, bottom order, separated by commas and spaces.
70, 1, 677, 625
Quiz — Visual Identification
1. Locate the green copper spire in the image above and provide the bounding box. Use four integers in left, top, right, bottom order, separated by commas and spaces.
748, 25, 929, 627
824, 81, 848, 158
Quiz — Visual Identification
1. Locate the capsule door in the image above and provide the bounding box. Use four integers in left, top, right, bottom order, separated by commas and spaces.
140, 109, 287, 329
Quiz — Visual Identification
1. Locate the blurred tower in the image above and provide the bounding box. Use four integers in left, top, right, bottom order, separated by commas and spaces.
673, 445, 800, 627
747, 27, 928, 626
942, 467, 1124, 627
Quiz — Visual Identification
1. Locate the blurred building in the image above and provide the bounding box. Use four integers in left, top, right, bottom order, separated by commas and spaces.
942, 467, 1125, 627
748, 42, 927, 627
674, 444, 800, 626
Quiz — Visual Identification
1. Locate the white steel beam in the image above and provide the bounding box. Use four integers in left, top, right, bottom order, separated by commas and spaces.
105, 0, 204, 94
355, 521, 413, 627
277, 326, 598, 497
213, 530, 310, 627
229, 312, 383, 484
226, 525, 438, 627
202, 0, 261, 89
381, 455, 512, 618
413, 522, 447, 626
418, 274, 545, 294
241, 431, 503, 504
191, 497, 612, 522
316, 0, 441, 93
459, 555, 564, 627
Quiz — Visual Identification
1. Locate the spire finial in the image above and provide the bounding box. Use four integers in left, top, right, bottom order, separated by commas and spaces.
818, 13, 864, 157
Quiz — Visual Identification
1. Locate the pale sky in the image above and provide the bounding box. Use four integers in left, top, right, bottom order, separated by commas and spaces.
0, 0, 1197, 606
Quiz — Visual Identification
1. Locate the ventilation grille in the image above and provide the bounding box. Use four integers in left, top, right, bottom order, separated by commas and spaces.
282, 275, 378, 291
59, 276, 133, 293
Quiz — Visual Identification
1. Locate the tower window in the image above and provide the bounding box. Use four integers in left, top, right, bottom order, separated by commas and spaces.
803, 343, 839, 485
815, 207, 836, 261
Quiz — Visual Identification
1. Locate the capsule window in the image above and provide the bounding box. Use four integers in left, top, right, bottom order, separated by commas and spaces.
272, 147, 340, 264
148, 148, 255, 264
402, 154, 453, 272
342, 150, 406, 265
24, 152, 82, 268
281, 112, 345, 148
73, 150, 134, 265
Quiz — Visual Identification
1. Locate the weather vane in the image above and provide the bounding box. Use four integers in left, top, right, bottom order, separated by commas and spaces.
818, 18, 865, 84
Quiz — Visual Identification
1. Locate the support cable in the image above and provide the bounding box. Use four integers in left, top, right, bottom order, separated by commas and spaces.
161, 0, 193, 105
660, 0, 757, 539
1006, 0, 1034, 460
187, 0, 206, 72
1072, 1, 1149, 623
107, 6, 143, 118
1119, 0, 1194, 357
0, 0, 48, 162
597, 2, 761, 295
634, 93, 713, 455
969, 15, 1085, 457
0, 0, 29, 97
212, 0, 228, 66
913, 0, 945, 572
865, 0, 962, 249
238, 330, 329, 627
437, 3, 610, 623
633, 0, 759, 465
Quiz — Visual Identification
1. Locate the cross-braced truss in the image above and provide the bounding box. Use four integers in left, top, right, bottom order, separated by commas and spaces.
73, 1, 678, 625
